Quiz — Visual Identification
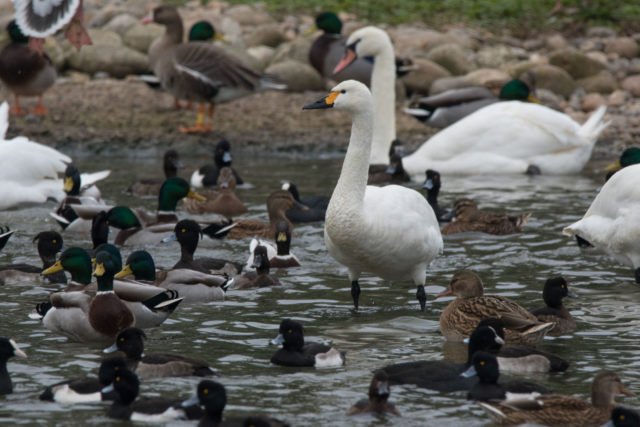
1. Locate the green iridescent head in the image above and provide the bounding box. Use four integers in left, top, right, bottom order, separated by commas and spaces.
499, 79, 534, 101
606, 147, 640, 172
315, 12, 342, 35
94, 243, 122, 273
117, 250, 156, 281
106, 207, 142, 230
7, 20, 28, 44
189, 21, 215, 41
158, 178, 203, 211
42, 247, 93, 285
93, 251, 117, 292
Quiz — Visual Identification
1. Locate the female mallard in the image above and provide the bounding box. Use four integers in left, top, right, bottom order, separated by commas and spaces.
13, 0, 91, 52
190, 139, 244, 188
436, 269, 554, 345
479, 371, 634, 426
115, 250, 231, 304
563, 164, 640, 283
405, 79, 537, 129
0, 231, 65, 285
244, 221, 300, 269
126, 149, 183, 197
183, 167, 247, 217
104, 327, 216, 379
144, 5, 283, 133
225, 190, 304, 240
335, 28, 609, 176
441, 198, 531, 235
529, 277, 577, 336
423, 169, 453, 222
347, 371, 400, 416
0, 20, 56, 115
303, 80, 442, 311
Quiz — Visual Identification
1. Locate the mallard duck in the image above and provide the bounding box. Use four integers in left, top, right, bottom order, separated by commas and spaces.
281, 181, 328, 222
376, 321, 550, 393
269, 319, 344, 367
102, 369, 203, 421
563, 164, 640, 283
423, 169, 453, 222
474, 319, 569, 373
144, 5, 283, 133
39, 356, 125, 403
0, 231, 65, 285
479, 371, 634, 426
405, 79, 538, 129
0, 337, 27, 395
332, 27, 397, 166
245, 221, 300, 269
367, 153, 411, 185
115, 250, 231, 304
529, 277, 577, 335
36, 250, 135, 345
183, 167, 247, 216
225, 190, 303, 240
347, 371, 399, 416
463, 351, 545, 402
126, 149, 183, 197
234, 245, 280, 289
182, 380, 290, 427
606, 407, 640, 427
0, 102, 72, 210
39, 248, 182, 336
303, 80, 443, 311
190, 139, 244, 188
13, 0, 91, 52
0, 226, 14, 251
103, 327, 216, 379
436, 269, 554, 345
50, 164, 110, 232
161, 219, 242, 275
0, 20, 56, 115
604, 147, 640, 173
441, 198, 531, 235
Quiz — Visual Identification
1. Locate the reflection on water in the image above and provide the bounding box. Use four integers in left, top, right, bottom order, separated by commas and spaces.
0, 152, 638, 426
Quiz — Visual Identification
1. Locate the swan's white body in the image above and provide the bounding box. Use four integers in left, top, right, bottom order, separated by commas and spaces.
402, 102, 610, 176
0, 102, 71, 209
310, 81, 442, 303
563, 164, 640, 271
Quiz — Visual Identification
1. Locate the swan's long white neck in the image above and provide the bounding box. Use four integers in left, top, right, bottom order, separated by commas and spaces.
330, 106, 374, 212
370, 43, 396, 165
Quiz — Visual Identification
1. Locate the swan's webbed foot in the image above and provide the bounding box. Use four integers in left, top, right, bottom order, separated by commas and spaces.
416, 284, 426, 311
351, 280, 360, 310
525, 164, 541, 175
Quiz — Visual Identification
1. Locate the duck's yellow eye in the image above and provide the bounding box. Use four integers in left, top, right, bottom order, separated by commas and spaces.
115, 366, 119, 371
120, 337, 124, 341
203, 388, 209, 394
561, 284, 565, 288
116, 376, 120, 382
620, 415, 625, 420
181, 228, 186, 233
480, 361, 485, 365
52, 239, 57, 243
287, 329, 292, 334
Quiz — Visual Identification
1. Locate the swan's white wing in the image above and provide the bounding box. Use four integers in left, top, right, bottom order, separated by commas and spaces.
0, 137, 70, 182
0, 102, 8, 139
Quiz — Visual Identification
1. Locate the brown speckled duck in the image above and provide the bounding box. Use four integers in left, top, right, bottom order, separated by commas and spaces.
436, 269, 554, 346
144, 5, 283, 133
479, 371, 634, 427
183, 167, 247, 217
226, 190, 305, 240
441, 198, 531, 235
234, 245, 280, 290
0, 20, 56, 115
530, 276, 577, 336
347, 371, 400, 416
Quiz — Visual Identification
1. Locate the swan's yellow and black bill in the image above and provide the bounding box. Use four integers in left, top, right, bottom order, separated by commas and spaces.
303, 91, 339, 110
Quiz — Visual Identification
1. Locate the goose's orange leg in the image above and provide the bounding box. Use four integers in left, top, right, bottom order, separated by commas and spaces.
30, 95, 48, 115
179, 104, 213, 133
10, 94, 25, 115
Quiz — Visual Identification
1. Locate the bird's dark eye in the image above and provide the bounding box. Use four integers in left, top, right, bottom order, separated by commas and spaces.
341, 90, 346, 94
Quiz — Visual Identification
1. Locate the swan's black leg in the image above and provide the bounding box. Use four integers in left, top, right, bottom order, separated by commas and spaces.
416, 284, 426, 311
635, 268, 640, 284
351, 280, 360, 310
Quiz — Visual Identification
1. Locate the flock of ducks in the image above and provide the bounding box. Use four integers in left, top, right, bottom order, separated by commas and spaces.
0, 2, 639, 425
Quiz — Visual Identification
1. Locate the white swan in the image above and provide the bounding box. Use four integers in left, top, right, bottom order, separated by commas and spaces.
333, 26, 396, 165
303, 80, 443, 311
0, 102, 71, 210
563, 164, 640, 282
334, 27, 609, 177
402, 102, 609, 176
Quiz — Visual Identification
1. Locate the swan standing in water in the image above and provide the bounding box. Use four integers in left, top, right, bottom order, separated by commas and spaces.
334, 26, 609, 177
303, 80, 443, 311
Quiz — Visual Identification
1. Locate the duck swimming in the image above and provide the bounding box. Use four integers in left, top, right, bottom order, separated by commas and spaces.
347, 371, 399, 416
245, 220, 301, 270
0, 337, 27, 395
234, 245, 280, 289
126, 149, 183, 197
0, 231, 65, 285
281, 181, 328, 223
269, 319, 344, 368
191, 139, 244, 188
423, 169, 453, 222
183, 167, 247, 217
303, 80, 442, 311
441, 198, 531, 235
529, 277, 577, 335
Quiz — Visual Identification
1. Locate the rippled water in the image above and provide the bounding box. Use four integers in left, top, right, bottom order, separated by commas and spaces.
0, 152, 638, 426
